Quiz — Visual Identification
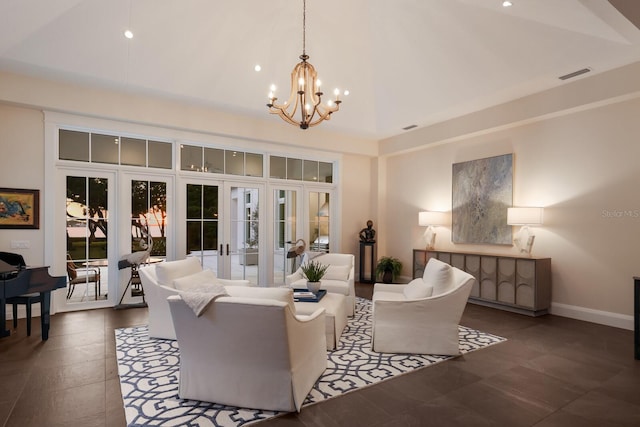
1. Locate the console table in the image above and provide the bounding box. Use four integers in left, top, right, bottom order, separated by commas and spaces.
414, 249, 552, 316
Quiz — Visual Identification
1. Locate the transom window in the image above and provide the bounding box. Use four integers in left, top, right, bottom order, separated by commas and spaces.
269, 156, 333, 183
59, 129, 172, 169
180, 144, 264, 177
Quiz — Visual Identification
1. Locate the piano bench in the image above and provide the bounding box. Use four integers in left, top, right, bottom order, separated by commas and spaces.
7, 292, 42, 336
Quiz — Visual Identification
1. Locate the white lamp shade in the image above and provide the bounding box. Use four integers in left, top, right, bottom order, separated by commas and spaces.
507, 207, 544, 225
418, 211, 448, 226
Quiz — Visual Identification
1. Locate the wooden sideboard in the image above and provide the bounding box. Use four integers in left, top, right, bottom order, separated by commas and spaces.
413, 249, 552, 316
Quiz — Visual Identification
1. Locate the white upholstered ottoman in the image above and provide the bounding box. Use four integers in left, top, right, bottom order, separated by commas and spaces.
295, 292, 348, 350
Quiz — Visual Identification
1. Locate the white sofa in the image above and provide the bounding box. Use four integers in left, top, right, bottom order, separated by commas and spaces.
371, 258, 475, 355
138, 257, 251, 340
286, 253, 355, 316
167, 286, 327, 412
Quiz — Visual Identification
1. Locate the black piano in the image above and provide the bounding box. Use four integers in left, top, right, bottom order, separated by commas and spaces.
0, 259, 66, 340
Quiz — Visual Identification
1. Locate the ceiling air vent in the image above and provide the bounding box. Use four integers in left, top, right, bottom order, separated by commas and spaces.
558, 68, 591, 81
402, 125, 418, 131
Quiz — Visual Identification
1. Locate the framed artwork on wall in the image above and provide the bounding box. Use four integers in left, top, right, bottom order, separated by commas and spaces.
452, 154, 512, 244
0, 188, 40, 229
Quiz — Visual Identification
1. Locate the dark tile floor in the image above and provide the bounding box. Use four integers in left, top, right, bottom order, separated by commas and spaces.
1, 283, 638, 426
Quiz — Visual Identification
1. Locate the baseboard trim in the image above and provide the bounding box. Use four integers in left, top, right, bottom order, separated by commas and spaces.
550, 302, 634, 331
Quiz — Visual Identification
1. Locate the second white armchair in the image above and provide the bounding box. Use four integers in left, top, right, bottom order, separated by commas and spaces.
286, 253, 355, 316
371, 258, 475, 355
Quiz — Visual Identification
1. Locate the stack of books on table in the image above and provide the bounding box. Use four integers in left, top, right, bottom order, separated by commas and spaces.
293, 291, 316, 300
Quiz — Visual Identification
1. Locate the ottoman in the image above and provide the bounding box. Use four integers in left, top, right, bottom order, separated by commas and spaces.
295, 292, 348, 350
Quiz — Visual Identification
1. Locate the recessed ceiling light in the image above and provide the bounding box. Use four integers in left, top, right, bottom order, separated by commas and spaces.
124, 30, 133, 39
254, 64, 261, 72
502, 1, 513, 7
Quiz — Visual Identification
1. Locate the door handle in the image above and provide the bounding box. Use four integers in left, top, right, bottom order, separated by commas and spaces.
219, 244, 223, 255
226, 243, 230, 256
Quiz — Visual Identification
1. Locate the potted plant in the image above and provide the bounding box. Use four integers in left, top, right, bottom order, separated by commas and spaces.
376, 256, 402, 284
300, 260, 329, 294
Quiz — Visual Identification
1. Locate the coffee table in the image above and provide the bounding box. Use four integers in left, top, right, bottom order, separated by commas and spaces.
295, 292, 347, 350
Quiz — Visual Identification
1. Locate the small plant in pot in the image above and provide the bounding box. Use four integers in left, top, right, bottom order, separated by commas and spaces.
376, 256, 402, 284
300, 260, 329, 294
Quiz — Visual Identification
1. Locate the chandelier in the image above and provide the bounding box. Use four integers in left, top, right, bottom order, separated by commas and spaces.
267, 0, 345, 129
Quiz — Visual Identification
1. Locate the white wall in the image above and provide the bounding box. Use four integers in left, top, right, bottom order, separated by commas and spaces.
0, 104, 45, 265
340, 154, 377, 258
379, 90, 640, 329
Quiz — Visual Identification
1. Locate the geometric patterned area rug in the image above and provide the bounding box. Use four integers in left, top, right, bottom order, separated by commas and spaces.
116, 297, 505, 427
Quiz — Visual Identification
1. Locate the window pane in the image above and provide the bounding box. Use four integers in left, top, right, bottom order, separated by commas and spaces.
88, 178, 108, 259
309, 192, 330, 252
319, 162, 333, 183
203, 185, 218, 219
204, 148, 224, 173
246, 153, 263, 177
181, 144, 203, 171
131, 180, 167, 257
270, 156, 286, 179
131, 180, 149, 253
186, 222, 202, 255
303, 160, 319, 182
120, 137, 146, 166
203, 221, 218, 251
148, 140, 172, 169
59, 130, 89, 161
287, 158, 302, 180
91, 133, 119, 164
226, 150, 244, 175
150, 181, 167, 257
186, 184, 202, 219
67, 176, 87, 209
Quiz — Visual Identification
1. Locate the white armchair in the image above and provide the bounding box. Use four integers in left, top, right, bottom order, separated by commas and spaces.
371, 258, 475, 355
167, 287, 327, 412
286, 253, 355, 316
138, 257, 251, 340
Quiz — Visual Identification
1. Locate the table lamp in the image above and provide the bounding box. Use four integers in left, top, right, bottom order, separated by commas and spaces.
507, 207, 544, 254
418, 211, 448, 250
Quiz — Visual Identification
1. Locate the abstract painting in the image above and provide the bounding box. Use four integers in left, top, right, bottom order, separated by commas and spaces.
0, 188, 40, 229
452, 154, 512, 244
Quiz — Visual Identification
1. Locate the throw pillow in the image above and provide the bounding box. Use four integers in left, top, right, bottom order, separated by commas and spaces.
403, 278, 433, 299
323, 264, 350, 281
155, 257, 202, 287
173, 269, 219, 291
423, 258, 453, 295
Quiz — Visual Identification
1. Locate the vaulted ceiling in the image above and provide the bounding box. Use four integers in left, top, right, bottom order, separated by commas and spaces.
1, 0, 640, 140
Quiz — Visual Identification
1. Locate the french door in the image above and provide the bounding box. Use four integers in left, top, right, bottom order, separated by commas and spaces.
183, 180, 264, 285
60, 170, 116, 310
270, 185, 304, 285
117, 173, 173, 304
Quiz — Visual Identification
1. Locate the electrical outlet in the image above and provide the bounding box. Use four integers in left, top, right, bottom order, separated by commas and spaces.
10, 240, 30, 249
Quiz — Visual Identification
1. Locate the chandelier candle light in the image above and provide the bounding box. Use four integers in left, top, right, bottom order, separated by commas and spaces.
267, 0, 346, 129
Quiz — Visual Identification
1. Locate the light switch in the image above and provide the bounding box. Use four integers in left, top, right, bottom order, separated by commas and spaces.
10, 240, 30, 249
